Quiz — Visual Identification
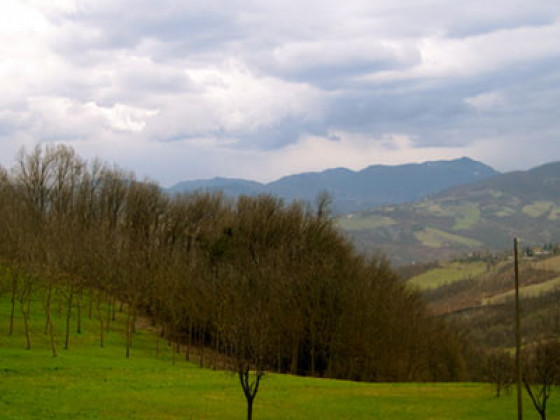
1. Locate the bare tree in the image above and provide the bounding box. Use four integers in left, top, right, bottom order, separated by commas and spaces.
523, 341, 560, 420
486, 351, 514, 397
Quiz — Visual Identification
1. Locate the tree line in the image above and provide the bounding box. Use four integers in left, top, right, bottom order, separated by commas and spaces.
0, 145, 469, 417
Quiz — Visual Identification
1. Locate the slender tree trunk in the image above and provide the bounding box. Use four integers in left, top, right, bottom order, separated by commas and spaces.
291, 341, 299, 375
48, 317, 57, 357
212, 332, 217, 370
126, 304, 132, 359
131, 307, 137, 334
88, 288, 93, 320
43, 282, 57, 357
64, 288, 73, 350
247, 397, 254, 420
45, 283, 53, 335
200, 326, 205, 368
76, 288, 82, 334
310, 334, 316, 376
523, 378, 548, 420
106, 297, 112, 332
239, 368, 261, 420
172, 340, 176, 365
156, 327, 160, 357
186, 318, 192, 361
20, 284, 32, 350
96, 292, 104, 348
112, 299, 116, 321
9, 271, 17, 336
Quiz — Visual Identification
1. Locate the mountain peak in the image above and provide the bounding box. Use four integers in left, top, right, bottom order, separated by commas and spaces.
168, 158, 499, 213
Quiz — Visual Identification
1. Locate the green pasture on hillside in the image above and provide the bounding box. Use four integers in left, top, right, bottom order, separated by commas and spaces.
1, 294, 559, 419
414, 227, 482, 249
482, 276, 560, 305
522, 201, 556, 218
336, 214, 396, 231
407, 261, 487, 290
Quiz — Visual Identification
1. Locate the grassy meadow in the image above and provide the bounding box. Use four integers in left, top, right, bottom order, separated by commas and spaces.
1, 294, 559, 419
407, 261, 487, 290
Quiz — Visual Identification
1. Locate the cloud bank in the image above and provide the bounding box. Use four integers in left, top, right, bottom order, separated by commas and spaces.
1, 0, 559, 185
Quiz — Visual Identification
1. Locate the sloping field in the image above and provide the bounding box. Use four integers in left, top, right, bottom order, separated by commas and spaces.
1, 296, 559, 420
414, 227, 482, 248
407, 261, 487, 290
482, 276, 560, 305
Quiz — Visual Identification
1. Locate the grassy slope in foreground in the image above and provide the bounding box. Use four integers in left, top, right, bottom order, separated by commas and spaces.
0, 297, 559, 419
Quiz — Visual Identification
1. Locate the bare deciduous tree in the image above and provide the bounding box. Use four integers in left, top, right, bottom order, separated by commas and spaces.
523, 341, 560, 420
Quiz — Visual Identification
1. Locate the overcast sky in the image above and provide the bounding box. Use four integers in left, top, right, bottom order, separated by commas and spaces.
1, 0, 559, 186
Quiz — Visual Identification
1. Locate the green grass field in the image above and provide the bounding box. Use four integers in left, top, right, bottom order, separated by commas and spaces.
414, 227, 482, 248
451, 204, 481, 231
336, 214, 396, 231
407, 261, 487, 290
522, 201, 555, 218
1, 293, 559, 419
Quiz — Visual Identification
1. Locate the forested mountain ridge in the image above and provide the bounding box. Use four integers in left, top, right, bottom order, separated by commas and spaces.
168, 157, 498, 214
339, 161, 560, 265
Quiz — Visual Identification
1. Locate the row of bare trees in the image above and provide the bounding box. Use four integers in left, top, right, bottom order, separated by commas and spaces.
0, 145, 470, 418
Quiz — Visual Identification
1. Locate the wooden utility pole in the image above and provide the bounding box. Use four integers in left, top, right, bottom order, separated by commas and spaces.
514, 237, 523, 420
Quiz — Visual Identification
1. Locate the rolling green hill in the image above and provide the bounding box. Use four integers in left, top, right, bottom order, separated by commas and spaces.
338, 162, 560, 265
1, 294, 558, 420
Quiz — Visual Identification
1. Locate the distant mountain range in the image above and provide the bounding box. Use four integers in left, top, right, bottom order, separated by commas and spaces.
338, 161, 560, 265
168, 157, 498, 214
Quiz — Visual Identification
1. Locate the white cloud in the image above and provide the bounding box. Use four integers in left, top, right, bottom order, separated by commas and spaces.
464, 91, 507, 111
0, 0, 559, 183
361, 21, 560, 82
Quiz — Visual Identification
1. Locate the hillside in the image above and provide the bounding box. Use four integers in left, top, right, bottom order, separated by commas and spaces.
1, 294, 558, 420
402, 254, 560, 354
168, 157, 498, 214
338, 162, 560, 265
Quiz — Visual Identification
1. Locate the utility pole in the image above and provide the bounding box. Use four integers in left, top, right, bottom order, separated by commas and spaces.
514, 237, 523, 420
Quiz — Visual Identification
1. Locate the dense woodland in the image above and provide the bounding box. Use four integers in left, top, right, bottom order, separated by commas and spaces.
0, 145, 469, 384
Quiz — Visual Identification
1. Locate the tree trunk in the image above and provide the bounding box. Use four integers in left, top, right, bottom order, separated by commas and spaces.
310, 341, 316, 376
523, 378, 548, 420
76, 288, 82, 334
96, 292, 104, 348
239, 368, 261, 420
44, 283, 53, 335
291, 341, 299, 375
131, 307, 137, 334
48, 317, 57, 358
212, 332, 217, 370
64, 288, 73, 350
88, 288, 93, 320
247, 397, 254, 420
186, 318, 192, 361
156, 329, 160, 357
200, 326, 205, 368
126, 304, 132, 359
45, 283, 57, 357
106, 297, 112, 332
20, 284, 32, 350
9, 271, 17, 336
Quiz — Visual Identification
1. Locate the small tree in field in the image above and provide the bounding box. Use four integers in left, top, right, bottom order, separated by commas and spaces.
486, 351, 514, 397
523, 341, 560, 420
